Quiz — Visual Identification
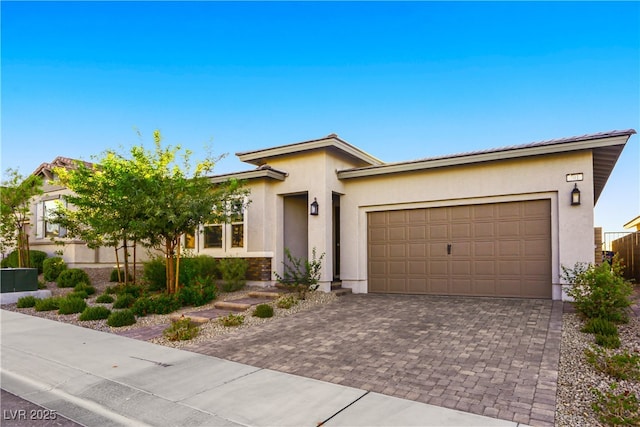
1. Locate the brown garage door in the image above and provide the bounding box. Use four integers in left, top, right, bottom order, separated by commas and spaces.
368, 200, 551, 298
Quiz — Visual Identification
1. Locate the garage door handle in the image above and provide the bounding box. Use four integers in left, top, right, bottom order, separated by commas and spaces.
447, 244, 452, 255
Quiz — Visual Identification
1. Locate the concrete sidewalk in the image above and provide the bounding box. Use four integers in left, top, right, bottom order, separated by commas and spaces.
1, 310, 527, 427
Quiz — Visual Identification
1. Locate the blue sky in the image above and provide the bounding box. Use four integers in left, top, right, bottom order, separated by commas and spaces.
2, 1, 639, 234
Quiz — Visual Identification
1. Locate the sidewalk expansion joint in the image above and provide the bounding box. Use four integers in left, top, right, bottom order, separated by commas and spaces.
129, 355, 173, 367
317, 390, 369, 426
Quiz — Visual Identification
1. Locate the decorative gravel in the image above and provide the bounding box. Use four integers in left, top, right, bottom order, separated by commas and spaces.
555, 313, 640, 427
3, 267, 639, 425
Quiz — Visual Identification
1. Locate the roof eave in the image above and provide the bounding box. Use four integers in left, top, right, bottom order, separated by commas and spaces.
207, 168, 287, 184
236, 136, 384, 167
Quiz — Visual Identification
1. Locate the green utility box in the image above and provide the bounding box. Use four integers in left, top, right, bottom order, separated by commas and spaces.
1, 268, 39, 293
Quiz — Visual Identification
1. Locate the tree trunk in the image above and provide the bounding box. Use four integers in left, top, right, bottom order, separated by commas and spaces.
175, 237, 181, 291
133, 240, 137, 284
115, 246, 121, 283
165, 240, 175, 294
122, 236, 130, 285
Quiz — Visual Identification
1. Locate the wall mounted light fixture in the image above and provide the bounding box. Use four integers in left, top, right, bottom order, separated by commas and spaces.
571, 183, 581, 206
310, 198, 319, 216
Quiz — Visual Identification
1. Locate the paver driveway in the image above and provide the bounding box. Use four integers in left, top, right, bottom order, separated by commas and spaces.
188, 294, 562, 426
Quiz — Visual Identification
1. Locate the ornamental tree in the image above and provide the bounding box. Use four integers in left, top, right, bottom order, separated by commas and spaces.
0, 169, 43, 267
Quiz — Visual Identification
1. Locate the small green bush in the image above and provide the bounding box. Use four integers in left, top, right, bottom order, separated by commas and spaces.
582, 317, 619, 336
276, 295, 298, 309
163, 317, 199, 341
113, 293, 137, 309
219, 257, 248, 292
1, 250, 47, 273
43, 257, 67, 282
79, 306, 111, 321
57, 268, 91, 288
107, 309, 136, 327
595, 333, 621, 349
144, 256, 220, 292
274, 248, 325, 299
563, 258, 632, 322
178, 275, 217, 307
109, 268, 133, 282
592, 383, 639, 426
131, 296, 155, 317
586, 347, 640, 381
252, 303, 274, 318
70, 290, 89, 299
58, 296, 88, 315
96, 294, 115, 304
149, 293, 181, 314
106, 283, 144, 298
74, 282, 96, 296
16, 296, 37, 308
34, 297, 62, 312
219, 313, 244, 327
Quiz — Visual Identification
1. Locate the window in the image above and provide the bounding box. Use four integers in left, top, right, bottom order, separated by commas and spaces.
37, 199, 65, 238
202, 199, 245, 251
184, 231, 196, 249
204, 225, 223, 248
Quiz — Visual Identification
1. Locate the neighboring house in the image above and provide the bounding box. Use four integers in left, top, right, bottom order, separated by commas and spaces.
28, 157, 154, 268
27, 129, 635, 301
611, 215, 640, 283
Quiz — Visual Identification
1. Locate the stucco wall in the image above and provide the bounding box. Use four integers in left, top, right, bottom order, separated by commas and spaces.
337, 151, 595, 300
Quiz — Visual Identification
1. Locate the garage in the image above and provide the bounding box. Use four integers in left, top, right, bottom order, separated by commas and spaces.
368, 199, 551, 298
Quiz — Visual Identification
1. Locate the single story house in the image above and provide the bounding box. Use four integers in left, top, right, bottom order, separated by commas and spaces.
28, 129, 635, 301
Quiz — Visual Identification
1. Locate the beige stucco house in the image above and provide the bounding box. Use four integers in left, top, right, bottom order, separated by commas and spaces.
27, 129, 635, 301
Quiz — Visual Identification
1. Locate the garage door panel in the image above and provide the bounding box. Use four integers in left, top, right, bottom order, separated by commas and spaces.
498, 221, 520, 237
368, 200, 551, 298
388, 211, 407, 224
388, 227, 406, 241
474, 222, 495, 237
429, 224, 448, 239
451, 279, 472, 294
408, 226, 426, 240
409, 243, 426, 257
389, 244, 406, 257
408, 261, 426, 274
369, 228, 387, 242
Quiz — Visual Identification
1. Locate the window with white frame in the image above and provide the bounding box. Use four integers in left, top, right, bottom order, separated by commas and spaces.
36, 199, 66, 238
202, 199, 245, 251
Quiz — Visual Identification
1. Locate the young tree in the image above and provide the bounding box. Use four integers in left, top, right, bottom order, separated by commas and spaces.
0, 169, 43, 267
130, 130, 248, 293
53, 155, 143, 284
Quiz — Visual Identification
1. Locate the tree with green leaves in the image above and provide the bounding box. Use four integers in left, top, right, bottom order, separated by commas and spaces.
53, 154, 143, 284
0, 169, 43, 267
53, 130, 247, 293
129, 130, 248, 294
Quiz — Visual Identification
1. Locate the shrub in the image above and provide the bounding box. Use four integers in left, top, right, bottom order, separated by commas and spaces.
178, 275, 217, 307
107, 309, 136, 327
163, 317, 199, 341
78, 305, 111, 321
592, 383, 639, 426
582, 317, 619, 336
96, 294, 115, 304
16, 296, 37, 308
109, 268, 133, 283
70, 290, 89, 300
276, 295, 298, 309
274, 248, 325, 299
58, 296, 88, 315
74, 282, 96, 296
1, 250, 47, 273
113, 293, 137, 309
219, 257, 248, 292
563, 258, 633, 322
143, 257, 167, 292
43, 257, 67, 282
219, 313, 244, 327
57, 268, 91, 288
131, 296, 155, 317
253, 303, 274, 318
595, 334, 621, 349
585, 347, 640, 381
34, 297, 62, 312
149, 293, 181, 314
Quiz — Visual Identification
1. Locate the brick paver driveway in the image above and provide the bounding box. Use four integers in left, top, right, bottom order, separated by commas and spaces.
188, 294, 562, 426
